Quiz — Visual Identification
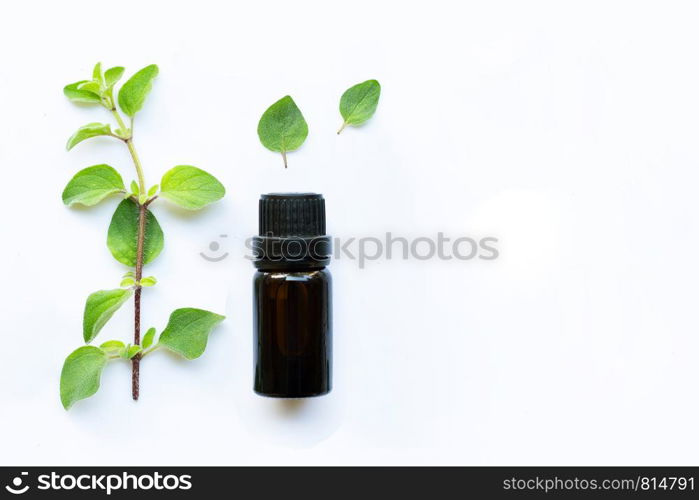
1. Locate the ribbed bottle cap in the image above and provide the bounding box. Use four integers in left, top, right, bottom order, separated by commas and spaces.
253, 193, 331, 270
259, 193, 326, 237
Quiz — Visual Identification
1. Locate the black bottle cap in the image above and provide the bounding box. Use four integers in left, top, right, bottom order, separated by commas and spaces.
253, 193, 331, 270
259, 193, 326, 237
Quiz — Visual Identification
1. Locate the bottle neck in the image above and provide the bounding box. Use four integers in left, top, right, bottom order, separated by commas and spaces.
255, 263, 327, 272
252, 235, 331, 270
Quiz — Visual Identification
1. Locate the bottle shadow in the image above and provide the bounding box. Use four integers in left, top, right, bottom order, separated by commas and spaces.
239, 394, 342, 446
272, 398, 308, 417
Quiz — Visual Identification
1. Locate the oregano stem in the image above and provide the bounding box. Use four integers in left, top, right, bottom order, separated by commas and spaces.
110, 108, 146, 193
110, 108, 128, 134
132, 202, 147, 400
126, 139, 147, 194
110, 105, 148, 401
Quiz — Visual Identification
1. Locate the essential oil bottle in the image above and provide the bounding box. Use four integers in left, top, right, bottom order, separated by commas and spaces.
252, 193, 332, 397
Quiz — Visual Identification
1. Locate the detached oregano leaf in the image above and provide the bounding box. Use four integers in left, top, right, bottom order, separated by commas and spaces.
158, 308, 225, 360
257, 96, 308, 168
66, 123, 113, 150
118, 64, 159, 117
62, 164, 125, 207
64, 81, 102, 104
60, 346, 108, 409
83, 288, 133, 343
338, 79, 381, 134
107, 199, 164, 267
160, 166, 225, 210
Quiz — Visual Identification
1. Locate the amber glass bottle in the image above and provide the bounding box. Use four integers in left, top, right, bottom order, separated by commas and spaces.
252, 193, 332, 397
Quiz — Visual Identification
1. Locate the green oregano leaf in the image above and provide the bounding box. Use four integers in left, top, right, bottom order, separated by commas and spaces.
120, 277, 136, 287
130, 180, 139, 196
104, 66, 125, 89
83, 288, 133, 343
107, 199, 164, 267
93, 62, 104, 84
118, 64, 159, 117
77, 81, 102, 95
257, 96, 308, 168
160, 166, 225, 210
113, 128, 130, 140
140, 276, 157, 287
127, 345, 142, 359
158, 308, 225, 360
99, 340, 125, 353
120, 343, 132, 359
147, 184, 159, 197
142, 327, 157, 349
60, 346, 108, 410
338, 79, 381, 134
62, 164, 125, 207
64, 81, 101, 104
66, 123, 113, 150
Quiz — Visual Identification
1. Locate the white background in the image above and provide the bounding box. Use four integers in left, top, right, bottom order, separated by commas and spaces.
1, 0, 698, 465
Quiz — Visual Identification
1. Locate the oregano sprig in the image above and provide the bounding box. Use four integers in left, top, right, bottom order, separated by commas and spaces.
60, 62, 227, 410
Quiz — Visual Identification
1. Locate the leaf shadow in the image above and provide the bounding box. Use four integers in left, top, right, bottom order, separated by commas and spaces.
155, 200, 216, 221
66, 196, 122, 213
158, 348, 191, 366
68, 101, 101, 110
67, 204, 94, 213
